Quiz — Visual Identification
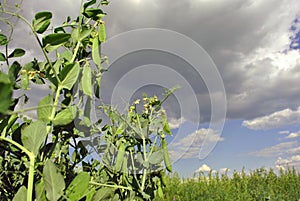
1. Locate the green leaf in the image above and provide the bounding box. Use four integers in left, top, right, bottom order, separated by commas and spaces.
148, 149, 164, 165
53, 105, 77, 126
0, 52, 5, 61
0, 34, 8, 46
92, 187, 114, 201
37, 95, 53, 122
85, 188, 96, 201
60, 62, 80, 90
8, 48, 25, 58
12, 186, 27, 201
98, 22, 106, 43
92, 37, 101, 69
79, 28, 93, 41
43, 160, 65, 201
65, 172, 90, 200
35, 180, 47, 201
83, 8, 104, 20
21, 120, 47, 155
0, 72, 13, 113
83, 0, 96, 10
81, 63, 93, 97
42, 33, 71, 47
8, 61, 22, 83
71, 29, 79, 43
60, 50, 73, 62
33, 11, 52, 34
101, 0, 110, 6
44, 44, 62, 52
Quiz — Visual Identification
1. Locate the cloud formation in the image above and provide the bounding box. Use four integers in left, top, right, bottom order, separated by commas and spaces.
249, 141, 299, 157
4, 0, 299, 123
169, 128, 224, 160
276, 155, 300, 170
195, 164, 212, 173
242, 107, 300, 130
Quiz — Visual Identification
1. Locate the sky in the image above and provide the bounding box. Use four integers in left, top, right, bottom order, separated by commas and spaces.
2, 0, 300, 178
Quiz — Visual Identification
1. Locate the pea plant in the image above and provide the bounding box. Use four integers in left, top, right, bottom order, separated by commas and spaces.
0, 0, 173, 200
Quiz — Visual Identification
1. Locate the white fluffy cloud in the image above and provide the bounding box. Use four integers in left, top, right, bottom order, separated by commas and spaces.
275, 155, 300, 170
242, 107, 300, 130
195, 164, 212, 173
168, 117, 186, 129
195, 165, 230, 174
249, 141, 299, 157
169, 128, 224, 160
286, 130, 300, 139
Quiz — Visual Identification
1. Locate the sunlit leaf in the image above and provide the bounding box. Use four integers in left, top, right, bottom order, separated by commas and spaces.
79, 28, 93, 41
21, 120, 47, 155
71, 29, 79, 43
43, 160, 65, 201
60, 62, 80, 90
92, 187, 114, 201
65, 172, 90, 200
35, 180, 47, 201
37, 95, 53, 122
12, 186, 27, 201
53, 105, 77, 126
148, 149, 164, 165
33, 11, 52, 34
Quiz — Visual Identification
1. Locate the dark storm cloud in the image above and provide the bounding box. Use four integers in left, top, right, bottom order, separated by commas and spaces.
3, 0, 300, 124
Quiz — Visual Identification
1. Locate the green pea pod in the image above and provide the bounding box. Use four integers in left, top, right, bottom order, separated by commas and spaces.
162, 137, 172, 172
160, 171, 167, 187
157, 185, 164, 198
115, 142, 125, 172
98, 22, 106, 43
92, 36, 101, 69
156, 179, 164, 198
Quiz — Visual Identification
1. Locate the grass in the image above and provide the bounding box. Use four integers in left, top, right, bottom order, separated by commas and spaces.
154, 167, 300, 201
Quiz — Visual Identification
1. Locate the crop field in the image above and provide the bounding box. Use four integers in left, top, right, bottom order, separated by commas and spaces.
154, 168, 300, 201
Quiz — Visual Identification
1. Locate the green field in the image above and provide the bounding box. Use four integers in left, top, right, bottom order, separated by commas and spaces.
154, 167, 300, 201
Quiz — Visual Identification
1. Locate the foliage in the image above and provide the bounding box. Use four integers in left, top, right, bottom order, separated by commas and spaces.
154, 167, 300, 201
0, 0, 173, 200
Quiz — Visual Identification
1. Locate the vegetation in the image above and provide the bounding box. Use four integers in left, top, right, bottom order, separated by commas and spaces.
155, 167, 300, 201
0, 0, 173, 200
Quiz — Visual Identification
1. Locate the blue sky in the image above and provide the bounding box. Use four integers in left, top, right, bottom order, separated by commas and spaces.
3, 0, 300, 177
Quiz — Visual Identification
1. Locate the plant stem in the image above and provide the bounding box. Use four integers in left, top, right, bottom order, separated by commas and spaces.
70, 41, 81, 63
2, 10, 61, 84
136, 114, 148, 192
49, 85, 62, 122
0, 137, 35, 201
89, 181, 133, 191
140, 137, 147, 192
